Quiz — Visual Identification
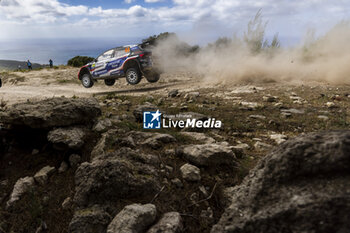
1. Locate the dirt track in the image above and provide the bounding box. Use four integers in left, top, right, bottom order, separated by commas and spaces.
0, 67, 198, 105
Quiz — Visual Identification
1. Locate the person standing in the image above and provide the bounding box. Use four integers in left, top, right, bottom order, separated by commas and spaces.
49, 59, 53, 68
27, 60, 32, 70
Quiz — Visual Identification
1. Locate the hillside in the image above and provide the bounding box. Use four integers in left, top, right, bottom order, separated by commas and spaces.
0, 59, 43, 70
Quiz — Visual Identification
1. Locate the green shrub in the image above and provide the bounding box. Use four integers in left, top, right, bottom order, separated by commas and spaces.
67, 56, 95, 67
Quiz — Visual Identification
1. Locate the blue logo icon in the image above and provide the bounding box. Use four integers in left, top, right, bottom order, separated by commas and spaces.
143, 110, 162, 129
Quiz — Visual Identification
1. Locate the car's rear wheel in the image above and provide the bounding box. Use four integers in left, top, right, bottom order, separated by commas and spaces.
145, 73, 160, 83
81, 74, 94, 88
126, 68, 141, 85
104, 79, 116, 86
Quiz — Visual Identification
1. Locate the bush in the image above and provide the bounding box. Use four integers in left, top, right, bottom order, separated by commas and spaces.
244, 9, 280, 54
67, 56, 95, 67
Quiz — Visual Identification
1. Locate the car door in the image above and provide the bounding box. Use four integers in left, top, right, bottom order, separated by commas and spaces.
91, 49, 115, 78
107, 47, 130, 76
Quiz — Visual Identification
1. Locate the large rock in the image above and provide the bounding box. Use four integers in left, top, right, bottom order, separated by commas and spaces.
212, 131, 350, 233
74, 148, 160, 207
47, 127, 86, 150
0, 97, 101, 129
34, 166, 55, 185
141, 133, 176, 149
68, 205, 111, 233
179, 132, 216, 143
107, 203, 157, 233
147, 212, 183, 233
176, 142, 236, 167
180, 163, 201, 182
7, 176, 35, 208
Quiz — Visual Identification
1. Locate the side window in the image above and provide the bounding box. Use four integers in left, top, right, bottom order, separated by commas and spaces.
130, 46, 143, 55
115, 47, 130, 58
97, 49, 114, 62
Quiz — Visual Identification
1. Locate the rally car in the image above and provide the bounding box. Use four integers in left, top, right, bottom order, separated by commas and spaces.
78, 44, 160, 88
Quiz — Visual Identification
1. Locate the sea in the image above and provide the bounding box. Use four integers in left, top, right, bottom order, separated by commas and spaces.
0, 37, 143, 65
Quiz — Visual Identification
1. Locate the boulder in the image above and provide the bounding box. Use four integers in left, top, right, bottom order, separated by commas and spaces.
239, 102, 262, 110
179, 132, 216, 143
141, 133, 176, 149
93, 118, 112, 133
68, 205, 111, 233
47, 127, 86, 150
180, 163, 201, 182
107, 203, 157, 233
74, 148, 160, 207
147, 212, 183, 233
34, 166, 55, 185
176, 142, 236, 167
7, 176, 35, 208
269, 133, 288, 144
0, 97, 101, 129
212, 131, 350, 233
254, 141, 272, 151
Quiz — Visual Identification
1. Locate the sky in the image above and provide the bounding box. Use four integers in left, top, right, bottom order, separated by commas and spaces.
0, 0, 350, 45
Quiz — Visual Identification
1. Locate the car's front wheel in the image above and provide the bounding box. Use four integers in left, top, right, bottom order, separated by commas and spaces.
104, 79, 116, 86
81, 74, 94, 88
125, 68, 141, 85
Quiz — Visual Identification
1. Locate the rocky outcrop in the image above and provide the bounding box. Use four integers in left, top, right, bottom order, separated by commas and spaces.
147, 212, 183, 233
91, 130, 175, 159
0, 97, 101, 129
47, 126, 86, 150
212, 131, 350, 233
7, 176, 35, 208
176, 142, 236, 167
74, 147, 160, 207
68, 205, 111, 233
107, 203, 157, 233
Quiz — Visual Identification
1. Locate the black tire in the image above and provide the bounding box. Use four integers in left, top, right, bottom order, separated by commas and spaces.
145, 73, 160, 83
125, 68, 141, 85
0, 78, 2, 88
104, 79, 116, 86
81, 74, 94, 88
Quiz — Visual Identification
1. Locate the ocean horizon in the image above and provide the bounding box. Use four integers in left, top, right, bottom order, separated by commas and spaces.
0, 37, 143, 65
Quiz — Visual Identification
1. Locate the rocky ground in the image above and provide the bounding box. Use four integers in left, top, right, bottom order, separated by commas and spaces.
0, 67, 350, 232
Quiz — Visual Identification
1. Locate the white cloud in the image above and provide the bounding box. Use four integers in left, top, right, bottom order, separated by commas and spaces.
145, 0, 163, 2
0, 0, 350, 42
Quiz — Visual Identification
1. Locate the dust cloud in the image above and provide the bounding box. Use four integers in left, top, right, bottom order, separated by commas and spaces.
153, 18, 350, 84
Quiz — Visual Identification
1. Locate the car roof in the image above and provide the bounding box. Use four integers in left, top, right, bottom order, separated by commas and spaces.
114, 45, 138, 50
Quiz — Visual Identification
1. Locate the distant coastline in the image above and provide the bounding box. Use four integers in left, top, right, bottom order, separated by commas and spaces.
0, 59, 43, 71
0, 37, 142, 65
